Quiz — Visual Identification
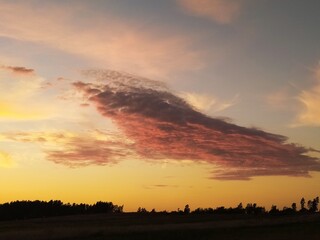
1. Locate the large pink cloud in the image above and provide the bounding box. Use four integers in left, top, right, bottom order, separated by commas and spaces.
73, 70, 320, 180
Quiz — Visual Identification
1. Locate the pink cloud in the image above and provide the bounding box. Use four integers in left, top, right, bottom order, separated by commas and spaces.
1, 131, 134, 167
46, 137, 130, 167
73, 70, 320, 180
0, 2, 203, 79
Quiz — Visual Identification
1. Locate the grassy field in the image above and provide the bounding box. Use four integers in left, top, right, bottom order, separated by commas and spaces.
0, 213, 319, 240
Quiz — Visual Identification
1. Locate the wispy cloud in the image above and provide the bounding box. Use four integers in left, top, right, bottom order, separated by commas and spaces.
179, 92, 238, 113
1, 130, 135, 167
265, 86, 302, 115
0, 2, 203, 79
73, 70, 320, 180
177, 0, 245, 24
295, 65, 320, 126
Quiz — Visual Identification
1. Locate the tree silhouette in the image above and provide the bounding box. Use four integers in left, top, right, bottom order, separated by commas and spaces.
137, 207, 148, 213
245, 203, 255, 214
307, 200, 313, 211
291, 203, 297, 212
310, 197, 319, 212
184, 204, 190, 214
0, 197, 319, 221
0, 200, 122, 221
315, 197, 319, 208
300, 197, 305, 210
269, 205, 279, 215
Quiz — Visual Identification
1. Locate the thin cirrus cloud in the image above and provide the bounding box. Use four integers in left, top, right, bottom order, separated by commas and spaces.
179, 92, 238, 113
295, 65, 320, 127
72, 70, 320, 180
177, 0, 245, 24
0, 130, 135, 167
265, 65, 320, 127
266, 88, 292, 110
0, 1, 202, 79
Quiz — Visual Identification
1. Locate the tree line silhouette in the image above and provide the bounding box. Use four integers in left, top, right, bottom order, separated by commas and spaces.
0, 200, 123, 221
137, 197, 319, 216
0, 197, 318, 221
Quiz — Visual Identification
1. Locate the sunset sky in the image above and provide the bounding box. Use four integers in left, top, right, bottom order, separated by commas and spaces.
1, 0, 320, 212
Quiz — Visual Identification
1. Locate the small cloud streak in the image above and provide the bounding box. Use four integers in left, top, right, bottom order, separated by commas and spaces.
0, 65, 34, 75
72, 70, 320, 180
153, 184, 170, 188
177, 0, 245, 24
143, 184, 178, 189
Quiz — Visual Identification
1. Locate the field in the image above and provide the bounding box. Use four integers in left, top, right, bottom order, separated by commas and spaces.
0, 213, 319, 240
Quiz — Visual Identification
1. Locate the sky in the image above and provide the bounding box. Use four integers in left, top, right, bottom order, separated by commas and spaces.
0, 0, 320, 212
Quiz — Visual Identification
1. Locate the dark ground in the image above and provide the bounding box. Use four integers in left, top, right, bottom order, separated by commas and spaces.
0, 213, 319, 240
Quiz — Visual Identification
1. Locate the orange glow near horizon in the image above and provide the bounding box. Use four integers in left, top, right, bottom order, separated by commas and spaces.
1, 159, 320, 212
